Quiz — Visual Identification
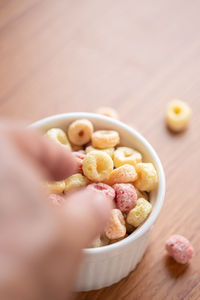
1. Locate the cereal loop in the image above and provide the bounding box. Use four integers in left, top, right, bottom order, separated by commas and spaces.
126, 198, 152, 227
46, 128, 71, 151
82, 151, 113, 182
45, 181, 65, 194
87, 183, 115, 201
113, 183, 137, 213
105, 209, 126, 240
86, 145, 114, 158
92, 130, 120, 149
166, 100, 191, 132
105, 164, 137, 185
96, 107, 119, 119
134, 163, 158, 191
165, 234, 194, 264
65, 174, 89, 193
113, 146, 142, 168
68, 119, 94, 146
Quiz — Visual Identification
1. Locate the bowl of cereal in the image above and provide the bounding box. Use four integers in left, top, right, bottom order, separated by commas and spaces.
31, 112, 165, 291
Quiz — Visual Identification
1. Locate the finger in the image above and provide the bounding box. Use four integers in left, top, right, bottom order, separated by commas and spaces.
6, 127, 77, 181
62, 189, 112, 249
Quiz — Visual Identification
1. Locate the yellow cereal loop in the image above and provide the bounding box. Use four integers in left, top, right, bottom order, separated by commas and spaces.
166, 100, 191, 132
113, 146, 142, 168
126, 198, 152, 227
44, 181, 65, 194
68, 119, 93, 146
65, 174, 89, 193
96, 107, 119, 120
134, 163, 158, 191
82, 151, 113, 182
86, 145, 114, 158
105, 209, 126, 240
105, 164, 138, 185
46, 128, 71, 151
92, 130, 120, 149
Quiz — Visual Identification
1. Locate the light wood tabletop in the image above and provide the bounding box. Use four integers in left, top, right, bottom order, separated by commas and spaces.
0, 0, 200, 299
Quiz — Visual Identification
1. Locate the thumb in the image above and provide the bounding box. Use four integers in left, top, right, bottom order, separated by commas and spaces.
61, 189, 112, 249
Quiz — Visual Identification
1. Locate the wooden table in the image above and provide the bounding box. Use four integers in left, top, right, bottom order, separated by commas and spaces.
0, 0, 200, 299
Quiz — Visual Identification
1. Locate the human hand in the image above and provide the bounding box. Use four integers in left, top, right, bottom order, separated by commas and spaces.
0, 124, 111, 300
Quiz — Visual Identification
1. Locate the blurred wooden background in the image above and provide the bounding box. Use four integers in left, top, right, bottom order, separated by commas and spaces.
0, 0, 200, 299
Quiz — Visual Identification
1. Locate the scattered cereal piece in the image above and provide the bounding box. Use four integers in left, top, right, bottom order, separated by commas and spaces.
96, 107, 119, 119
134, 163, 158, 192
48, 194, 65, 207
65, 174, 89, 193
113, 183, 137, 213
126, 198, 152, 227
105, 209, 126, 240
87, 183, 115, 201
46, 128, 71, 151
73, 151, 86, 173
166, 100, 191, 132
92, 130, 120, 149
82, 151, 113, 182
86, 145, 114, 158
105, 164, 138, 185
44, 181, 65, 194
68, 119, 94, 146
165, 234, 194, 264
113, 147, 142, 168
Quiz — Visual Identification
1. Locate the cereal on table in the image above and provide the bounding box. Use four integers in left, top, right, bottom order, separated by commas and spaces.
44, 118, 158, 248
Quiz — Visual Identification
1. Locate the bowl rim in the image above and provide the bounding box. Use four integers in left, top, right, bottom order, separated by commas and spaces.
31, 112, 166, 255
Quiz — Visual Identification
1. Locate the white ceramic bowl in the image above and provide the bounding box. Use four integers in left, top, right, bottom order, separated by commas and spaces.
31, 112, 165, 292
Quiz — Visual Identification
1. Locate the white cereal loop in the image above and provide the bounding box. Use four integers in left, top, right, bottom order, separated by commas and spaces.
166, 100, 191, 132
46, 128, 71, 151
68, 119, 94, 146
92, 130, 120, 149
113, 146, 142, 168
82, 150, 113, 182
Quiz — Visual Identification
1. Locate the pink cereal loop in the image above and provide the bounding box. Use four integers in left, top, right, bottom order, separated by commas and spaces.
113, 183, 137, 214
165, 234, 194, 264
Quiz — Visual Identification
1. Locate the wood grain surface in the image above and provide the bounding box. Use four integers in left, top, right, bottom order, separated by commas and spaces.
0, 0, 200, 299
